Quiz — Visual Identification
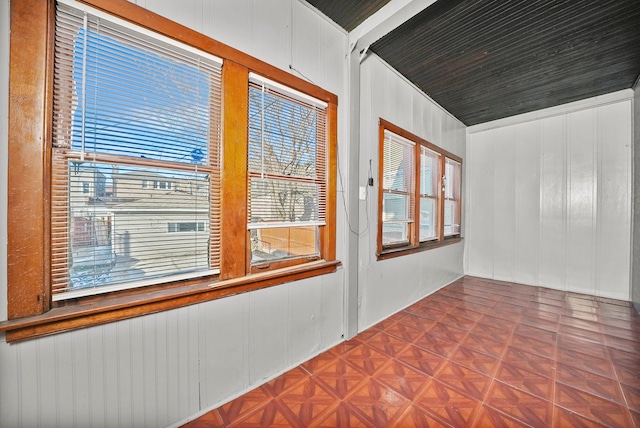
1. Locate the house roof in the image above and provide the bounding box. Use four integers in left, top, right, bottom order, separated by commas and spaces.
306, 0, 640, 125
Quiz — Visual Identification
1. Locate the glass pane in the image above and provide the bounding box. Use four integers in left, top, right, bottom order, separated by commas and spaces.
420, 148, 439, 197
251, 226, 318, 262
382, 193, 408, 222
444, 200, 461, 236
248, 86, 319, 179
419, 197, 436, 241
68, 161, 210, 290
65, 16, 216, 164
383, 138, 414, 192
382, 222, 408, 246
249, 178, 320, 224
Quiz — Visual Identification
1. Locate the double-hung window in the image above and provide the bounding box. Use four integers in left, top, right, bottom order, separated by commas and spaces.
378, 119, 462, 258
51, 1, 222, 299
247, 75, 328, 265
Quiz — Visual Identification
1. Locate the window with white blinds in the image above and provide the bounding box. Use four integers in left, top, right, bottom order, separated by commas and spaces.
378, 120, 462, 256
382, 130, 416, 246
247, 74, 328, 263
444, 158, 462, 236
51, 1, 222, 299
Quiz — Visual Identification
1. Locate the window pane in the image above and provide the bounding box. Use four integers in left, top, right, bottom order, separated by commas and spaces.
383, 192, 408, 222
383, 138, 414, 192
444, 158, 461, 236
65, 162, 211, 291
382, 222, 408, 246
419, 197, 436, 241
247, 78, 327, 264
251, 226, 318, 262
420, 148, 439, 197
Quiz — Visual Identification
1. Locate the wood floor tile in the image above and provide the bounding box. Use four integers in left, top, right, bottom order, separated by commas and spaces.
556, 362, 625, 405
346, 379, 411, 427
448, 344, 500, 376
366, 331, 411, 357
474, 405, 534, 427
552, 405, 607, 428
183, 277, 640, 428
274, 380, 340, 427
393, 404, 453, 428
383, 319, 425, 343
413, 331, 459, 358
374, 359, 431, 400
494, 362, 554, 400
555, 383, 634, 428
227, 400, 296, 428
621, 382, 640, 413
312, 358, 369, 399
486, 380, 553, 427
216, 386, 272, 425
432, 360, 491, 400
414, 379, 482, 427
395, 344, 446, 376
308, 402, 373, 428
263, 367, 310, 398
459, 332, 507, 359
555, 347, 616, 379
343, 344, 390, 376
502, 346, 556, 378
509, 332, 556, 359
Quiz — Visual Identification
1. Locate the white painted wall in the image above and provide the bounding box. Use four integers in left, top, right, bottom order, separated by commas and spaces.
357, 55, 466, 331
465, 91, 634, 300
632, 85, 640, 309
0, 1, 348, 427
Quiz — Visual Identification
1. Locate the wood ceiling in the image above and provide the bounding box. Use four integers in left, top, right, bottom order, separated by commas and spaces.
306, 0, 640, 125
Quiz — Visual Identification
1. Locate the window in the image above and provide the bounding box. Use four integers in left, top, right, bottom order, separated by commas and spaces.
51, 2, 221, 298
247, 74, 327, 264
3, 0, 338, 341
378, 120, 462, 258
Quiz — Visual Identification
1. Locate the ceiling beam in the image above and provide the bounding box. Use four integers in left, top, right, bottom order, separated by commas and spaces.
348, 0, 437, 58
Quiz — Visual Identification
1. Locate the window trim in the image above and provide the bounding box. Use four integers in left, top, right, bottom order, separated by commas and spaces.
2, 0, 338, 341
377, 119, 462, 260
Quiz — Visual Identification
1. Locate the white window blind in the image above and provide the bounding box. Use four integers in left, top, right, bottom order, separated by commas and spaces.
382, 130, 415, 246
419, 146, 440, 241
444, 158, 462, 236
247, 75, 327, 262
51, 1, 222, 299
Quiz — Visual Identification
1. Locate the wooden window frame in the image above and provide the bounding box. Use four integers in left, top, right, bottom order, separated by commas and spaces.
1, 0, 338, 342
377, 119, 462, 260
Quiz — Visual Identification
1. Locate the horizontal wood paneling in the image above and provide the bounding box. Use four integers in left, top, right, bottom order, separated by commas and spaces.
466, 96, 633, 300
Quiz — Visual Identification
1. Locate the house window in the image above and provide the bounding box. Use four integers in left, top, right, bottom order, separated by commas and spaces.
4, 0, 338, 339
247, 74, 327, 264
50, 1, 221, 298
378, 120, 462, 258
168, 222, 206, 233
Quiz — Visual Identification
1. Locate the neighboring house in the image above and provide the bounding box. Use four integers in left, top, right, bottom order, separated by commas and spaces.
68, 167, 210, 288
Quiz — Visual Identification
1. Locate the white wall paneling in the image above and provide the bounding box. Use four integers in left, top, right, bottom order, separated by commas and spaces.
633, 86, 640, 309
466, 92, 633, 300
357, 54, 466, 331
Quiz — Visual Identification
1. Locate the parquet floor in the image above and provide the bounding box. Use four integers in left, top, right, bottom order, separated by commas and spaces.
182, 276, 640, 427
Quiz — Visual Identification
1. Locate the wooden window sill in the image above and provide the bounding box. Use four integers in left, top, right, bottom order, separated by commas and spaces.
0, 259, 341, 342
377, 237, 462, 261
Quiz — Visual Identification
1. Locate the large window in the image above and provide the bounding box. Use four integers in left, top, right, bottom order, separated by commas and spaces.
3, 0, 338, 341
51, 2, 222, 298
378, 120, 462, 258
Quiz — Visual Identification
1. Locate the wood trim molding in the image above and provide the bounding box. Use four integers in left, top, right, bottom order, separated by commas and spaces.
1, 260, 341, 342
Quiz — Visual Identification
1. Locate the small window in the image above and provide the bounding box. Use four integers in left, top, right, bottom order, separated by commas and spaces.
378, 120, 462, 258
247, 74, 328, 264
